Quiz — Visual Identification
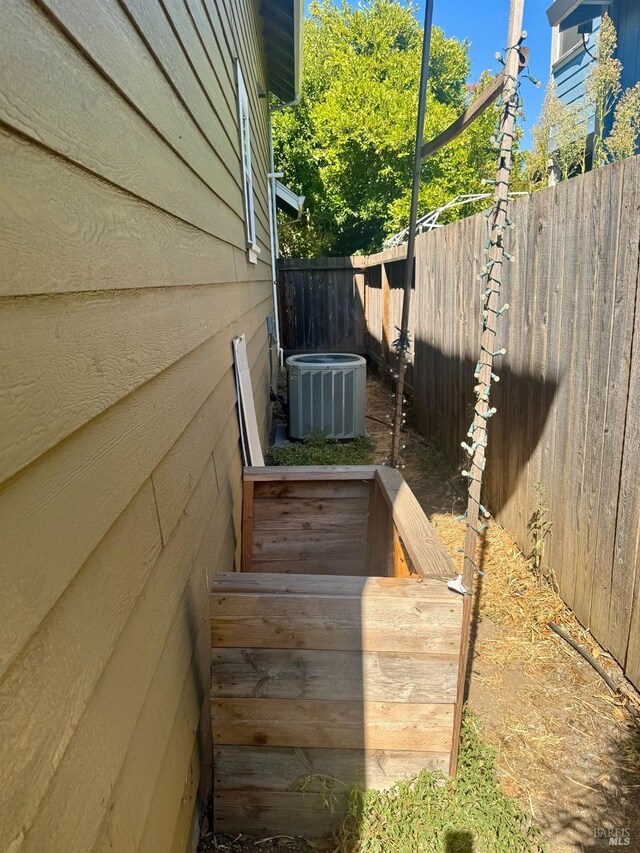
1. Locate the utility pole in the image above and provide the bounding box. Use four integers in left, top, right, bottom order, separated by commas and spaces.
389, 0, 435, 468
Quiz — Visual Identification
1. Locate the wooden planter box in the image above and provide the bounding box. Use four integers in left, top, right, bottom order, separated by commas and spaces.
211, 466, 464, 838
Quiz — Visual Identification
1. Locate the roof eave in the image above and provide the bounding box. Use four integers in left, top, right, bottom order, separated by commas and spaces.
261, 0, 303, 104
546, 0, 610, 27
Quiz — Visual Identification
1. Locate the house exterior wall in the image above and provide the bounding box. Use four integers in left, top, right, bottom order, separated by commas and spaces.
551, 22, 598, 136
610, 0, 640, 95
0, 0, 274, 851
550, 0, 640, 146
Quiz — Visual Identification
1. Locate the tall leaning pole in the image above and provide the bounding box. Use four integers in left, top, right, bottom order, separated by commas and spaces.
451, 0, 526, 773
389, 0, 435, 468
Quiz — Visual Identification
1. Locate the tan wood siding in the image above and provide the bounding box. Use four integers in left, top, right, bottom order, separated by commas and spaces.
0, 0, 275, 849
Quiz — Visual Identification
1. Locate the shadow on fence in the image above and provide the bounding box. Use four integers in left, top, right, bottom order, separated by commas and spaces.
412, 339, 559, 521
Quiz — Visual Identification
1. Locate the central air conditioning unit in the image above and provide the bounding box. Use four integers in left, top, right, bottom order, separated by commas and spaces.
286, 353, 366, 440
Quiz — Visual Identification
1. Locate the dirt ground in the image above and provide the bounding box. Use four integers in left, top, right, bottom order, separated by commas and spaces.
203, 374, 640, 853
365, 375, 640, 852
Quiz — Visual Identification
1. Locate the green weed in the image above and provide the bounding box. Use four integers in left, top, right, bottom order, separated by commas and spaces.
333, 709, 545, 853
268, 431, 374, 467
526, 482, 554, 586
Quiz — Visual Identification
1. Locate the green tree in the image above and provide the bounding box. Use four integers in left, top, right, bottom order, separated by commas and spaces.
273, 0, 506, 257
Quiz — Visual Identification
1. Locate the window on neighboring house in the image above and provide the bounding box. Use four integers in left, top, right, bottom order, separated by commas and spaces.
559, 23, 583, 58
552, 6, 603, 66
236, 60, 259, 261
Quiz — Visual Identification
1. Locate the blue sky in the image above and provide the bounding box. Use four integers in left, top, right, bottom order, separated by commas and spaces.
425, 0, 552, 148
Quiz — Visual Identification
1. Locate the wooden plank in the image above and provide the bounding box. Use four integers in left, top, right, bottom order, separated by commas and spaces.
559, 169, 599, 613
420, 50, 528, 161
214, 745, 450, 792
211, 593, 462, 653
211, 572, 454, 600
596, 158, 640, 665
0, 299, 268, 681
214, 790, 344, 838
245, 465, 379, 481
354, 271, 366, 352
241, 480, 254, 572
392, 527, 413, 578
376, 468, 456, 578
252, 529, 368, 561
544, 172, 584, 596
254, 480, 373, 500
253, 497, 370, 529
213, 648, 458, 702
213, 698, 454, 751
250, 558, 370, 576
366, 481, 394, 576
381, 261, 391, 366
421, 73, 505, 160
613, 168, 640, 685
233, 334, 265, 466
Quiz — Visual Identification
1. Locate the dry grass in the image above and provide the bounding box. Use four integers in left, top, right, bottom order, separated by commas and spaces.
365, 373, 640, 848
431, 512, 640, 711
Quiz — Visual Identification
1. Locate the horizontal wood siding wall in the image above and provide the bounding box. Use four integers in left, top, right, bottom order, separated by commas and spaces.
0, 0, 274, 851
280, 156, 640, 689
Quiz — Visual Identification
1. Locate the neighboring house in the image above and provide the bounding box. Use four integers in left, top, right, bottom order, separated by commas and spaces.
547, 0, 640, 165
0, 1, 300, 851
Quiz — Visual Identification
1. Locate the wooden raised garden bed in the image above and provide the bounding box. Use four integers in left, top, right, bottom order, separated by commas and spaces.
211, 465, 464, 837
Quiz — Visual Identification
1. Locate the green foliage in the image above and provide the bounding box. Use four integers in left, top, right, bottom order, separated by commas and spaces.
268, 431, 373, 466
526, 13, 639, 190
527, 482, 553, 581
525, 82, 586, 188
606, 82, 640, 162
586, 13, 622, 169
273, 0, 504, 256
334, 709, 545, 853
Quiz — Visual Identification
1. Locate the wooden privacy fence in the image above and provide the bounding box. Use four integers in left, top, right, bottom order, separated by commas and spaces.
276, 155, 640, 690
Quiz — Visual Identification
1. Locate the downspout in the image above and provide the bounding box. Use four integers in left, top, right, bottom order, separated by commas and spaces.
267, 120, 284, 366
265, 0, 302, 363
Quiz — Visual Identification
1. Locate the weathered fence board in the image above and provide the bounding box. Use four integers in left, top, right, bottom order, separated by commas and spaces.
277, 155, 640, 689
278, 257, 367, 354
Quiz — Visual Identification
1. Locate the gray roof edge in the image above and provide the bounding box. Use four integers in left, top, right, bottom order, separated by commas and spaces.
546, 0, 609, 26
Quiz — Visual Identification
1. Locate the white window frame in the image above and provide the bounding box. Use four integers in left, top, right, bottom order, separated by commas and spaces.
235, 60, 259, 262
551, 8, 603, 69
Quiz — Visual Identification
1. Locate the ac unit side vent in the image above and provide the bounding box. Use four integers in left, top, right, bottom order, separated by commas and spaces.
287, 354, 366, 440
